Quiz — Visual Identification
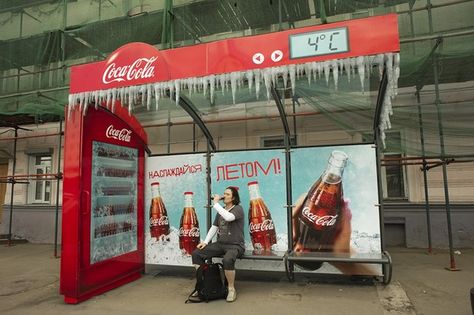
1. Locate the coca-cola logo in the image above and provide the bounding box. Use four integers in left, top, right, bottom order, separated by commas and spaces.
179, 227, 200, 237
302, 207, 337, 226
150, 216, 169, 226
106, 125, 132, 142
102, 57, 157, 84
249, 219, 275, 233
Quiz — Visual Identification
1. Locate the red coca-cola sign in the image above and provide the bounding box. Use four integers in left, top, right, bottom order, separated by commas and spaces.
100, 42, 170, 89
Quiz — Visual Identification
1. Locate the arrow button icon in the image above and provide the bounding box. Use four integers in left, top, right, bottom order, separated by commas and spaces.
271, 50, 283, 62
252, 53, 265, 65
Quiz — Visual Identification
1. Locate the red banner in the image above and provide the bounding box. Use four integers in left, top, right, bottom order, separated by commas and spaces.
70, 14, 399, 94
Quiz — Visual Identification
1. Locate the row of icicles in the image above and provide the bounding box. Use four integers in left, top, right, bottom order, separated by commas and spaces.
68, 52, 400, 146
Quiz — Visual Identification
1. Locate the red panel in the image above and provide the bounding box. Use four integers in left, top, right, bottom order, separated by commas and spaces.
69, 14, 399, 94
60, 105, 145, 303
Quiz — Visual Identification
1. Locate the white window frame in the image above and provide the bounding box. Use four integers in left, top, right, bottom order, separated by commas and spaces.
28, 153, 53, 204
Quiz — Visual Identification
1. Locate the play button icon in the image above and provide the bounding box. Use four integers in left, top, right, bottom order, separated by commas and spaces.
252, 53, 264, 65
271, 50, 283, 62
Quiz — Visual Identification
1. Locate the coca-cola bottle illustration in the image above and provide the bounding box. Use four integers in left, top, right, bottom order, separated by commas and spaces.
179, 192, 200, 255
294, 151, 348, 255
248, 181, 277, 252
149, 182, 170, 240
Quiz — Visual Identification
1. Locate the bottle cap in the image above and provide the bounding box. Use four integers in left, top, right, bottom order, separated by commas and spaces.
247, 181, 258, 186
184, 191, 194, 195
151, 182, 160, 186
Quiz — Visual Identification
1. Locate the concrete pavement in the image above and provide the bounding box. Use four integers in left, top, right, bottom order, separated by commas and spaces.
0, 244, 472, 315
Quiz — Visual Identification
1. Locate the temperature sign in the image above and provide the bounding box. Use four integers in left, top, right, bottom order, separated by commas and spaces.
289, 27, 349, 59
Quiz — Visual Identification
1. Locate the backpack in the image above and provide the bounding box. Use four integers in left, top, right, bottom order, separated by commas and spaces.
186, 262, 228, 303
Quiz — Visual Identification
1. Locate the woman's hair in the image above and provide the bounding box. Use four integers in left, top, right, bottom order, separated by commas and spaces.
226, 186, 240, 205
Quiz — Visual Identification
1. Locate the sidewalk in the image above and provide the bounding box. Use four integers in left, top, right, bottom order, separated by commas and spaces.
0, 244, 472, 315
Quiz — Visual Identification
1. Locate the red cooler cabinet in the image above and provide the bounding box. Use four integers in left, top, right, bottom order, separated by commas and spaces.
60, 104, 147, 304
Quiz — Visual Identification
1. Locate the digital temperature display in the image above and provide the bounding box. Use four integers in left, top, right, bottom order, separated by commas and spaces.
289, 27, 349, 59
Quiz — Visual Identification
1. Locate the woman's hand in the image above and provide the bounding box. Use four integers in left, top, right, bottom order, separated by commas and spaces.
196, 242, 207, 250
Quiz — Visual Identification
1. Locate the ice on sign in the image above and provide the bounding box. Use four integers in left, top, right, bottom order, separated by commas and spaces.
289, 27, 349, 59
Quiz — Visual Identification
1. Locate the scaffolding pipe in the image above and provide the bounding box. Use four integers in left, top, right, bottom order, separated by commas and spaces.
427, 0, 458, 271
7, 128, 18, 246
54, 119, 63, 258
0, 132, 62, 141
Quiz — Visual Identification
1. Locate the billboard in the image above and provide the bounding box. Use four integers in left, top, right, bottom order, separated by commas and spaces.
211, 149, 288, 254
145, 154, 207, 266
291, 144, 382, 274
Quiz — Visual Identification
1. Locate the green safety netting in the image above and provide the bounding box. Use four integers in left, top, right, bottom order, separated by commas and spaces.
0, 0, 473, 158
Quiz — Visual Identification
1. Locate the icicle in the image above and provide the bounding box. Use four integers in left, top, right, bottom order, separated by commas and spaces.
356, 56, 365, 91
67, 94, 74, 119
219, 74, 226, 95
323, 61, 330, 86
254, 69, 261, 99
282, 66, 288, 90
393, 53, 400, 96
230, 72, 238, 104
93, 91, 99, 109
202, 77, 208, 97
314, 62, 320, 80
111, 89, 117, 112
140, 85, 146, 107
289, 64, 296, 96
375, 54, 385, 79
331, 60, 339, 90
305, 63, 311, 85
343, 59, 350, 82
83, 92, 90, 116
338, 59, 344, 76
165, 82, 173, 103
350, 58, 356, 78
271, 67, 278, 87
310, 62, 317, 82
209, 75, 215, 103
146, 84, 152, 110
263, 68, 272, 100
153, 84, 160, 110
246, 70, 254, 92
175, 80, 180, 104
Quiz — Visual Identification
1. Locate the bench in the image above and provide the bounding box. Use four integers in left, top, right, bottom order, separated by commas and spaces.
284, 250, 392, 284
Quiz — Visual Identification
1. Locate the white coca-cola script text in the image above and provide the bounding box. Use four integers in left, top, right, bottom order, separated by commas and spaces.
150, 216, 169, 226
106, 125, 132, 142
179, 227, 200, 237
102, 57, 157, 84
249, 219, 275, 233
302, 207, 337, 226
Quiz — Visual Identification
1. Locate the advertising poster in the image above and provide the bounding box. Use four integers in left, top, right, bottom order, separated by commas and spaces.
291, 144, 382, 275
210, 149, 288, 256
145, 154, 206, 266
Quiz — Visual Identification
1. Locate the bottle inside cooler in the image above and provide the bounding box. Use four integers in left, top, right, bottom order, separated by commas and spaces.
90, 141, 138, 264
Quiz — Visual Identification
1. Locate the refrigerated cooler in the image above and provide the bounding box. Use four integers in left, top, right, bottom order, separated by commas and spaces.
60, 104, 147, 304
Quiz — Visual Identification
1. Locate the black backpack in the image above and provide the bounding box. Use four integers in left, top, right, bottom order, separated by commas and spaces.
186, 262, 228, 303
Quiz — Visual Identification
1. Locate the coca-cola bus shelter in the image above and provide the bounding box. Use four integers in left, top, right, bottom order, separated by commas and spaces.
65, 14, 399, 290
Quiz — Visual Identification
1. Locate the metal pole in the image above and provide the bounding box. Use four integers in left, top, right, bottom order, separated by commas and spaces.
416, 89, 433, 254
373, 69, 388, 252
433, 54, 458, 270
54, 120, 63, 258
7, 128, 18, 246
167, 111, 171, 154
205, 141, 212, 231
427, 0, 458, 271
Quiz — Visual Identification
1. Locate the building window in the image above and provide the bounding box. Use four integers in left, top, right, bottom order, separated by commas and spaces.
28, 154, 52, 203
363, 131, 406, 199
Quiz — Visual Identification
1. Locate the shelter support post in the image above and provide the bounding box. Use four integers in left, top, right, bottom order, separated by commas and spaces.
54, 119, 63, 258
373, 69, 389, 252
